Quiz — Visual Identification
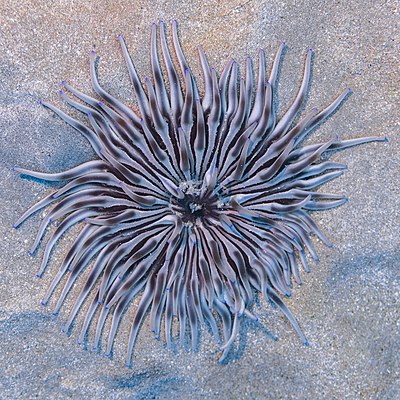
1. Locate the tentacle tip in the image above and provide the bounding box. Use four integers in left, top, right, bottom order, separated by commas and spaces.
35, 273, 42, 278
87, 111, 92, 116
39, 100, 44, 105
104, 305, 109, 310
58, 89, 63, 94
91, 346, 97, 351
266, 81, 271, 86
77, 340, 82, 345
60, 327, 66, 333
303, 340, 310, 347
91, 49, 95, 54
328, 243, 333, 248
61, 79, 66, 85
383, 136, 389, 142
40, 300, 47, 306
97, 300, 102, 305
98, 101, 103, 106
12, 223, 18, 229
52, 310, 59, 316
347, 87, 352, 93
105, 352, 111, 358
28, 251, 34, 257
117, 33, 122, 38
125, 362, 132, 368
309, 47, 313, 52
281, 41, 286, 45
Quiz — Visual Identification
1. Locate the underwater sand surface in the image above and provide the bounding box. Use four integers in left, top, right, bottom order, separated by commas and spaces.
0, 1, 399, 399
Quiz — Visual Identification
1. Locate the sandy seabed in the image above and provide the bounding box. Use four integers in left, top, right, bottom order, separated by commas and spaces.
0, 1, 398, 399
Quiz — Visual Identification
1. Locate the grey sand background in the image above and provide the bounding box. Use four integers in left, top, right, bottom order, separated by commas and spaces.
0, 1, 399, 399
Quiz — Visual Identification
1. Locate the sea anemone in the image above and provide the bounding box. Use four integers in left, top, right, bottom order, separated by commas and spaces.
14, 20, 385, 366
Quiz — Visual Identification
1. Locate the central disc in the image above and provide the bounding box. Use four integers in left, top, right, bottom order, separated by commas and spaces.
169, 180, 218, 225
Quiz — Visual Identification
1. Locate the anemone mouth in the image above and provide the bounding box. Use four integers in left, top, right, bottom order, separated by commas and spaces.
13, 20, 385, 366
168, 180, 220, 225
